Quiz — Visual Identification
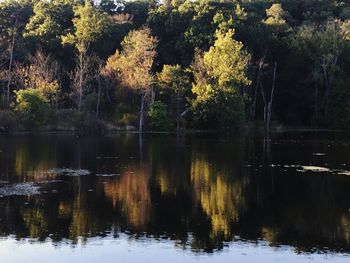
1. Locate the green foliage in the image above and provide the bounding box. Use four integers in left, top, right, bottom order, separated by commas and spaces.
106, 27, 158, 91
14, 88, 51, 126
157, 64, 191, 96
191, 29, 250, 128
263, 3, 290, 27
148, 101, 172, 131
25, 0, 74, 43
289, 21, 348, 122
124, 0, 151, 26
99, 0, 117, 15
82, 92, 98, 113
327, 77, 350, 128
61, 1, 112, 53
2, 0, 350, 130
192, 91, 245, 129
54, 108, 83, 130
0, 110, 18, 132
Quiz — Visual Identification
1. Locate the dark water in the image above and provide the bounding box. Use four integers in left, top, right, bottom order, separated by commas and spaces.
0, 133, 350, 262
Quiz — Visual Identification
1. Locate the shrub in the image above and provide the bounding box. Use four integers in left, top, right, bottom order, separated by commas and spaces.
148, 101, 172, 131
120, 113, 138, 126
14, 88, 51, 126
82, 92, 97, 113
192, 91, 245, 129
0, 110, 18, 132
78, 114, 106, 133
54, 109, 84, 130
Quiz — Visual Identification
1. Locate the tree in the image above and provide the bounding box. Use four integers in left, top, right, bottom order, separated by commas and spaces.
106, 27, 158, 132
14, 50, 60, 108
263, 3, 290, 28
290, 21, 347, 123
157, 64, 191, 132
14, 88, 50, 126
99, 0, 117, 15
148, 100, 172, 131
61, 0, 111, 111
69, 54, 96, 111
24, 0, 74, 46
191, 29, 251, 128
0, 0, 33, 106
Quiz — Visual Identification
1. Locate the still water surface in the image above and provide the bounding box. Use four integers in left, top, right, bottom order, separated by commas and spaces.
0, 133, 350, 262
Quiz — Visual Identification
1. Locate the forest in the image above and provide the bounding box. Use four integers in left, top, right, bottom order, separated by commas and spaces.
1, 0, 350, 133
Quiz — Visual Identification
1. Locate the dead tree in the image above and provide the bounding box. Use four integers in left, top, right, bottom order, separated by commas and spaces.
259, 61, 278, 137
5, 14, 19, 106
252, 56, 266, 119
266, 62, 277, 135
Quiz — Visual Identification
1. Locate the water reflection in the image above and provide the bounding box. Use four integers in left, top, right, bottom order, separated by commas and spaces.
0, 134, 350, 254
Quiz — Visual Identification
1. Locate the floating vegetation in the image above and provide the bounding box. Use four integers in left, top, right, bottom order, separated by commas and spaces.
300, 166, 331, 172
96, 156, 118, 159
265, 164, 350, 177
239, 163, 350, 176
338, 171, 350, 176
0, 180, 9, 184
313, 153, 326, 156
96, 173, 120, 177
50, 168, 91, 177
0, 182, 40, 197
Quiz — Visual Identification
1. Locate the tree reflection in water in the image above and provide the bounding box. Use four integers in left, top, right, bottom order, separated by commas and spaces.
0, 134, 350, 253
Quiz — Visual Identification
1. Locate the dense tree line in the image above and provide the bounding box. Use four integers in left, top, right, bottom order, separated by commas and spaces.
1, 0, 350, 132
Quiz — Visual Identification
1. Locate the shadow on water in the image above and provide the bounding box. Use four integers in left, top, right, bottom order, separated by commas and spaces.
0, 133, 350, 254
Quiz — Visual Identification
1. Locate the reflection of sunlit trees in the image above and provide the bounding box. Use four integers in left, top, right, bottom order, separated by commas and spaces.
102, 163, 151, 229
341, 215, 350, 244
255, 175, 350, 252
14, 138, 58, 181
190, 153, 248, 239
69, 200, 99, 243
148, 138, 191, 196
66, 179, 108, 243
22, 203, 48, 239
152, 158, 190, 196
261, 227, 279, 246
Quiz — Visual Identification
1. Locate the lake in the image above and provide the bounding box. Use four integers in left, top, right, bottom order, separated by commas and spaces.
0, 133, 350, 262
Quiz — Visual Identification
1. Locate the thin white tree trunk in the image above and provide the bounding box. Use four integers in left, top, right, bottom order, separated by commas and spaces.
6, 17, 18, 106
78, 52, 84, 111
96, 77, 102, 118
266, 62, 277, 135
139, 91, 148, 133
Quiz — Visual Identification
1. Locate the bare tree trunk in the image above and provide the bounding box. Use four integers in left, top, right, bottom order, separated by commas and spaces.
96, 76, 102, 119
150, 87, 155, 105
321, 65, 331, 118
252, 70, 261, 119
266, 62, 277, 135
6, 17, 18, 106
315, 83, 319, 128
177, 107, 191, 135
78, 52, 84, 111
176, 92, 180, 134
260, 77, 267, 131
252, 57, 264, 120
139, 90, 148, 133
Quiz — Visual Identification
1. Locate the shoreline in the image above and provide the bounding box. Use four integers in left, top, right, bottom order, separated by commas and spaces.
0, 126, 345, 136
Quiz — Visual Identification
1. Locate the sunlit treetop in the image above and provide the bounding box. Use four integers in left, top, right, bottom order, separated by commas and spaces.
61, 0, 112, 53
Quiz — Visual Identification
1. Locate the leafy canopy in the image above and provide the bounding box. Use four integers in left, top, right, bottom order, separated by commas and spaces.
61, 1, 111, 53
106, 27, 158, 91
